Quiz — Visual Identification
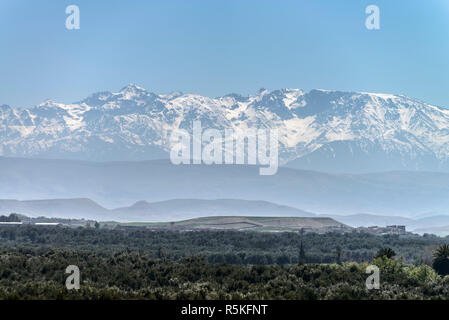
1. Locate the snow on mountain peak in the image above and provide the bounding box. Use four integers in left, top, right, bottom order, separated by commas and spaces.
1, 85, 449, 172
37, 99, 60, 107
121, 83, 145, 90
119, 83, 147, 93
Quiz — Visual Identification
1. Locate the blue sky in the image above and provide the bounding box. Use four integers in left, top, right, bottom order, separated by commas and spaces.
0, 0, 448, 108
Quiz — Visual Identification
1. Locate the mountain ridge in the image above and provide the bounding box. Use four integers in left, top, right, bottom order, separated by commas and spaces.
2, 195, 449, 233
2, 85, 449, 172
1, 157, 449, 217
0, 197, 315, 222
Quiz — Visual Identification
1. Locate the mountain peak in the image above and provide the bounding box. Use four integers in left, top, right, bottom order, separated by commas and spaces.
160, 91, 183, 100
37, 99, 58, 106
256, 88, 269, 95
116, 84, 149, 100
119, 83, 146, 93
131, 200, 151, 207
35, 99, 69, 110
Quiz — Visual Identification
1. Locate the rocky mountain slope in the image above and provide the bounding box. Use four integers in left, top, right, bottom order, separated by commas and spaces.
2, 84, 449, 172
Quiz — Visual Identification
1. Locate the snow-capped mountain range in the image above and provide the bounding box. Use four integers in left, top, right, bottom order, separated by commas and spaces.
1, 84, 449, 172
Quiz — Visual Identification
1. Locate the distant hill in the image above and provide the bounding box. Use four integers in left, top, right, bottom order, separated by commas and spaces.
325, 214, 415, 228
2, 157, 449, 217
321, 214, 449, 235
132, 216, 351, 233
3, 197, 449, 235
0, 198, 109, 220
0, 198, 314, 222
112, 199, 314, 222
409, 216, 449, 236
413, 226, 449, 237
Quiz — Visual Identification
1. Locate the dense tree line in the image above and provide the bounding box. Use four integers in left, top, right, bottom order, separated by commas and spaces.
0, 247, 449, 299
0, 226, 445, 265
0, 214, 20, 222
1, 225, 449, 299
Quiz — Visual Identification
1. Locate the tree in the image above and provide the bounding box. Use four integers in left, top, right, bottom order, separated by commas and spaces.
94, 221, 100, 229
375, 247, 396, 259
432, 244, 449, 276
298, 240, 306, 265
0, 213, 21, 222
297, 229, 306, 265
335, 246, 342, 265
406, 264, 439, 283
